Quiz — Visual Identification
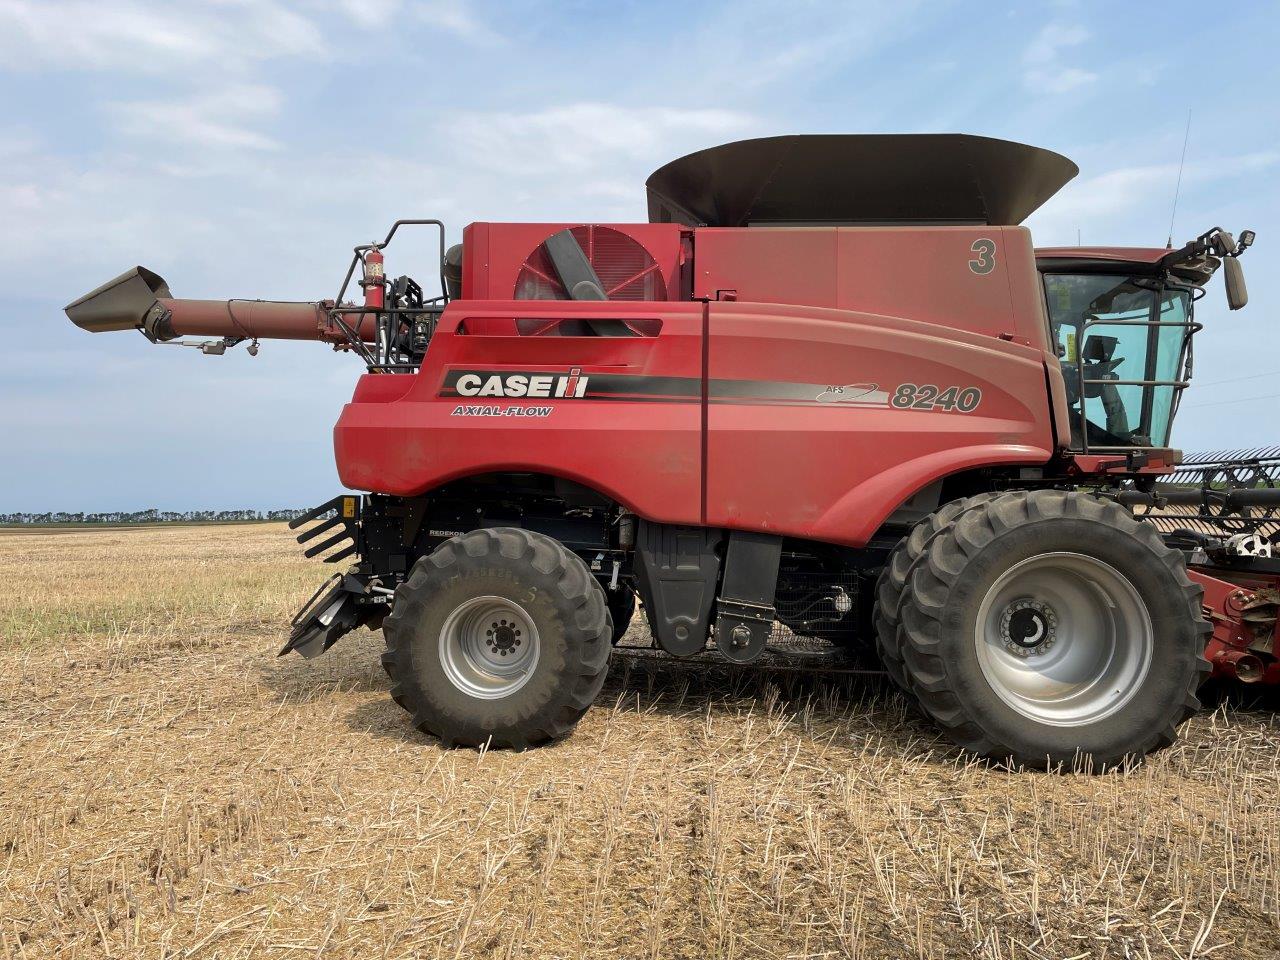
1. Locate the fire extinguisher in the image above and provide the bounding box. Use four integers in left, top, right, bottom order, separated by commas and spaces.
361, 245, 388, 364
361, 245, 386, 310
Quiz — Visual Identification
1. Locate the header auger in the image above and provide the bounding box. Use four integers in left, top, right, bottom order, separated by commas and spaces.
66, 134, 1274, 769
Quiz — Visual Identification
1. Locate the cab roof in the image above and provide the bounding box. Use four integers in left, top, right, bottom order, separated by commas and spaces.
1035, 247, 1171, 265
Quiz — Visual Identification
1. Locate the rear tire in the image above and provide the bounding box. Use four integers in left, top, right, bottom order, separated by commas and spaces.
382, 528, 612, 749
898, 490, 1209, 770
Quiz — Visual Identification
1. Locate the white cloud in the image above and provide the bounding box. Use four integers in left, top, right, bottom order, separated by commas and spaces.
0, 126, 456, 303
331, 0, 502, 42
334, 0, 403, 29
1026, 152, 1280, 246
109, 84, 285, 151
0, 0, 325, 72
0, 98, 756, 321
452, 103, 755, 177
414, 0, 504, 44
1023, 22, 1098, 95
1024, 22, 1088, 63
1038, 66, 1096, 94
680, 0, 927, 95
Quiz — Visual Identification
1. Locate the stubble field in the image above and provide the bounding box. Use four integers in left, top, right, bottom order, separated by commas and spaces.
3, 522, 1280, 959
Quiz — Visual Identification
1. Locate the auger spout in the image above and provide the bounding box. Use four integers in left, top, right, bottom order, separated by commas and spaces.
64, 266, 371, 345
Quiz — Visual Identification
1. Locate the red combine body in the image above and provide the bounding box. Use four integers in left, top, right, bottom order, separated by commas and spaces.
338, 220, 1058, 544
66, 134, 1273, 770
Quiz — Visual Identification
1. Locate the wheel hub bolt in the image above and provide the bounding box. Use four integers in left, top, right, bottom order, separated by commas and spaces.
488, 620, 520, 656
1000, 599, 1058, 657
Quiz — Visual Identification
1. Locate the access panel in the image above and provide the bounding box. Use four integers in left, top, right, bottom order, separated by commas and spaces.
335, 300, 706, 525
704, 302, 1055, 547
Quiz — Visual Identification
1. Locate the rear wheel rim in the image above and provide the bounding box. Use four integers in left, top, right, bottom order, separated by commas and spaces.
974, 552, 1152, 727
439, 596, 540, 699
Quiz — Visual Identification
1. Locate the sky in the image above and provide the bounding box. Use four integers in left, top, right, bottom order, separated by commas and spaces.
1, 0, 1277, 512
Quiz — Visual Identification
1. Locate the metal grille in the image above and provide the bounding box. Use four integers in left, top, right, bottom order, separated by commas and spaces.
514, 225, 666, 302
770, 564, 859, 647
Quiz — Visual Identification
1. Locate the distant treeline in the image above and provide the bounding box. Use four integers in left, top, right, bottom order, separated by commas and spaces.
0, 509, 308, 525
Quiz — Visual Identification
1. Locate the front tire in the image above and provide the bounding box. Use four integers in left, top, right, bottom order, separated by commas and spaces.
874, 493, 1000, 690
898, 490, 1209, 770
382, 528, 612, 749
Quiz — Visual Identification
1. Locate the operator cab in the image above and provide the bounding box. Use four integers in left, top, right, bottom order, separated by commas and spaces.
1036, 227, 1254, 452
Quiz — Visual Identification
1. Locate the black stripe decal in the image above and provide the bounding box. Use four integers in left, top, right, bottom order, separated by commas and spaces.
588, 374, 701, 397
440, 370, 890, 406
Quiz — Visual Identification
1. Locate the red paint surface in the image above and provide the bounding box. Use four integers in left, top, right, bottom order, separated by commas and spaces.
336, 301, 705, 525
336, 227, 1062, 546
329, 222, 1209, 547
695, 226, 1049, 344
704, 302, 1054, 545
1189, 567, 1280, 682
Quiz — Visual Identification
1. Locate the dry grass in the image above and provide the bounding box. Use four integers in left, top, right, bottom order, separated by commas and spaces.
3, 524, 1280, 959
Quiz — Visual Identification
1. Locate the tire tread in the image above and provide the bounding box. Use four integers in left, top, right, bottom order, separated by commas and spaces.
896, 489, 1210, 769
873, 493, 1000, 691
382, 527, 612, 749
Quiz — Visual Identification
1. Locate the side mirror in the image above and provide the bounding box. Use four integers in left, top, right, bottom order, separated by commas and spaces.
1224, 256, 1248, 310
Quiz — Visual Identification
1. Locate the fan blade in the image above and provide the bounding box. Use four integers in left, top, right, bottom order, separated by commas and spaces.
541, 228, 635, 337
543, 229, 607, 300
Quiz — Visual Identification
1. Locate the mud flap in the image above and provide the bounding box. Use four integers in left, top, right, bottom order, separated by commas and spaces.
281, 573, 380, 659
715, 531, 782, 663
633, 522, 723, 656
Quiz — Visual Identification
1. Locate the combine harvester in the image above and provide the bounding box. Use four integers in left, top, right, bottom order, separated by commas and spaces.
66, 135, 1277, 769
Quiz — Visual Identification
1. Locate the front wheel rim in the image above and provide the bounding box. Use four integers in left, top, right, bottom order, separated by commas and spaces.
974, 552, 1153, 727
439, 596, 540, 699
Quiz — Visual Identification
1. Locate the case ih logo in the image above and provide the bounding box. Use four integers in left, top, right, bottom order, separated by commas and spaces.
447, 368, 589, 399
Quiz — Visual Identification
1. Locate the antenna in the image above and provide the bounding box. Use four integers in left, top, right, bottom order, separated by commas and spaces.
1167, 109, 1192, 247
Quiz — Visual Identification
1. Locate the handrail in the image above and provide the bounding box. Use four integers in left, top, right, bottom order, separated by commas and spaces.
1073, 306, 1202, 453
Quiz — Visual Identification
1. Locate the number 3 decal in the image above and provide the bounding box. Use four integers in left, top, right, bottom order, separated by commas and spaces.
969, 237, 997, 275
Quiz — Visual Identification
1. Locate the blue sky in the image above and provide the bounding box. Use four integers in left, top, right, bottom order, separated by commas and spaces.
1, 0, 1277, 511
